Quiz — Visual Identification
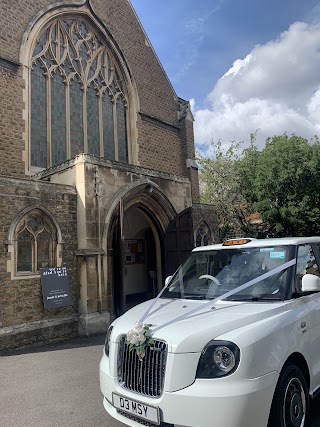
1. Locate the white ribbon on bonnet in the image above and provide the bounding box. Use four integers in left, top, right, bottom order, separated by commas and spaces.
138, 258, 297, 334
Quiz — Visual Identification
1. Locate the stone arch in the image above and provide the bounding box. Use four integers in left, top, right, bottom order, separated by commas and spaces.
102, 179, 177, 246
20, 2, 139, 174
102, 179, 177, 316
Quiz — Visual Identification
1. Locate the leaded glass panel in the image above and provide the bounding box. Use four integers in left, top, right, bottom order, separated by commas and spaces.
103, 92, 115, 160
117, 97, 128, 163
30, 16, 130, 168
31, 61, 47, 167
51, 71, 67, 166
17, 230, 33, 272
87, 85, 100, 157
27, 215, 44, 233
15, 210, 57, 275
37, 231, 50, 270
70, 76, 84, 157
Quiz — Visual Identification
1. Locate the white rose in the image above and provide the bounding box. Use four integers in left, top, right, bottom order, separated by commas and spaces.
137, 333, 145, 343
133, 326, 144, 335
127, 330, 134, 341
130, 335, 140, 345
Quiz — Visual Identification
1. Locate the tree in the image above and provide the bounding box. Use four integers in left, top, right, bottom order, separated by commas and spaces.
198, 133, 320, 240
197, 139, 256, 241
251, 134, 320, 237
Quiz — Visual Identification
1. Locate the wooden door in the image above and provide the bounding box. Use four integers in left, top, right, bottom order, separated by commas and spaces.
164, 208, 194, 277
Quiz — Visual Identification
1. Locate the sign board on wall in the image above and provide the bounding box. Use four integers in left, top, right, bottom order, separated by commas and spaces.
40, 267, 72, 309
125, 239, 145, 264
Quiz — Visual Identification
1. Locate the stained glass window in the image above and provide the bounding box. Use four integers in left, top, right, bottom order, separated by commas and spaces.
15, 211, 57, 275
51, 71, 67, 165
17, 230, 33, 272
37, 231, 51, 270
70, 76, 84, 157
30, 16, 129, 168
87, 85, 100, 157
31, 61, 47, 168
102, 92, 115, 160
117, 97, 128, 163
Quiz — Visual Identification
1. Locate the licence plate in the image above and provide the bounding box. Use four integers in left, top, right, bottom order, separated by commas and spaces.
112, 393, 160, 425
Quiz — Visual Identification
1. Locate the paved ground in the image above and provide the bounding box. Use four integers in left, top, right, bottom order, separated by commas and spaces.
0, 335, 319, 427
0, 335, 122, 427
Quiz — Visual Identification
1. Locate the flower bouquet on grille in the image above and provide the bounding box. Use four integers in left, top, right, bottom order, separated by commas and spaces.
126, 322, 154, 361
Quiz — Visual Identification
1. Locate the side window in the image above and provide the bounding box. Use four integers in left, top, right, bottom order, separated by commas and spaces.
15, 210, 57, 275
296, 245, 320, 292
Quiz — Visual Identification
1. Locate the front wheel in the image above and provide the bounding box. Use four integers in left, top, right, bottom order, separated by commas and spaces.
268, 363, 310, 427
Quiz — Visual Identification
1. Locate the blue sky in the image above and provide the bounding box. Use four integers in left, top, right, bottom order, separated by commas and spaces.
130, 0, 320, 152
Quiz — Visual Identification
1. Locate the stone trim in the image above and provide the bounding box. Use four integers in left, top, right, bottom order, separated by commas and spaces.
0, 56, 20, 74
0, 315, 78, 352
140, 112, 181, 134
33, 154, 190, 184
186, 159, 199, 170
76, 249, 107, 256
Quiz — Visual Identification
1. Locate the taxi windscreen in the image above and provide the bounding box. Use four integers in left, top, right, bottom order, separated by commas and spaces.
161, 246, 294, 301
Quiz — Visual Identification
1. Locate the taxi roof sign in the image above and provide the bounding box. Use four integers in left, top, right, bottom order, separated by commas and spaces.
222, 238, 253, 246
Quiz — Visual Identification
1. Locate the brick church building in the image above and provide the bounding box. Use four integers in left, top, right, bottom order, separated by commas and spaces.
0, 0, 218, 350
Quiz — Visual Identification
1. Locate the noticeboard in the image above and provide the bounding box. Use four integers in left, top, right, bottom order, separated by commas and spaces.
125, 239, 145, 264
40, 267, 72, 310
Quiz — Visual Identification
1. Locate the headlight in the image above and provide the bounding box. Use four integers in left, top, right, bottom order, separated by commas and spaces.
104, 325, 113, 357
196, 340, 240, 378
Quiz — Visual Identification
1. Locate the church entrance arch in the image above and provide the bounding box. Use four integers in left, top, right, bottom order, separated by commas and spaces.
105, 182, 176, 317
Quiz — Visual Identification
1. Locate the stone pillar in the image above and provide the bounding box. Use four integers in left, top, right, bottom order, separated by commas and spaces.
76, 162, 110, 336
77, 250, 110, 335
178, 98, 200, 203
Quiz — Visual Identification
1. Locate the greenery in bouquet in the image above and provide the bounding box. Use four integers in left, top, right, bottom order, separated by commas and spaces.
126, 322, 155, 360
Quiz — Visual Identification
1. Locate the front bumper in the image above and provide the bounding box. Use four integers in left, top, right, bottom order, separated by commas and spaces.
99, 353, 278, 427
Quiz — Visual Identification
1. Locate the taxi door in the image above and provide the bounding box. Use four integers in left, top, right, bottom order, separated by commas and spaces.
296, 244, 320, 393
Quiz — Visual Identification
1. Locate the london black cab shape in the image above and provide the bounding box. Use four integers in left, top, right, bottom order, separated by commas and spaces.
100, 237, 320, 427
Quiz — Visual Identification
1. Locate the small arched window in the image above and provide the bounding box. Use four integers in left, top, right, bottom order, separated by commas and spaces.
30, 16, 128, 169
195, 222, 213, 247
15, 210, 57, 274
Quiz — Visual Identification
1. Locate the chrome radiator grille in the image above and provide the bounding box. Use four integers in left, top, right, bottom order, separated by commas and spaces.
117, 335, 167, 397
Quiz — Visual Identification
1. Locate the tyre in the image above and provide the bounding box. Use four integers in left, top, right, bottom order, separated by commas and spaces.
268, 363, 310, 427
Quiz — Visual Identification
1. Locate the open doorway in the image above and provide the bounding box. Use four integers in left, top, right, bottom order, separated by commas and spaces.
111, 204, 162, 314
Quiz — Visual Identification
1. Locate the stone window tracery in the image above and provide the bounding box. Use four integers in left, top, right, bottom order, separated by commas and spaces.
30, 16, 128, 169
15, 210, 57, 274
195, 222, 213, 247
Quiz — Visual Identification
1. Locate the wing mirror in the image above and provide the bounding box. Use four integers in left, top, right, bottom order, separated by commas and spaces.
301, 274, 320, 292
165, 276, 173, 287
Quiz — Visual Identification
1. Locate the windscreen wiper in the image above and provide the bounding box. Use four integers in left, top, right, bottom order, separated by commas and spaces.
228, 296, 283, 302
183, 295, 207, 300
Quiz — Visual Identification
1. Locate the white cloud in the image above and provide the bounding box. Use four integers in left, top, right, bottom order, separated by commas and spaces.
194, 21, 320, 152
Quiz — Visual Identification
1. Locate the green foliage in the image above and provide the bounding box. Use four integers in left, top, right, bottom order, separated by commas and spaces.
198, 133, 320, 240
252, 134, 320, 237
197, 139, 256, 240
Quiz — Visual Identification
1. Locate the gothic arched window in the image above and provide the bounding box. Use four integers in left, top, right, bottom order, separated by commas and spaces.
15, 210, 57, 274
30, 16, 128, 169
195, 222, 213, 247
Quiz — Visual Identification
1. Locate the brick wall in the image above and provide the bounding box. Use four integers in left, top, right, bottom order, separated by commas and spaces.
0, 177, 78, 328
0, 67, 25, 177
0, 0, 189, 178
137, 119, 184, 176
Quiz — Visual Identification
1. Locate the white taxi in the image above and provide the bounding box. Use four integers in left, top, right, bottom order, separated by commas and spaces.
100, 237, 320, 427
